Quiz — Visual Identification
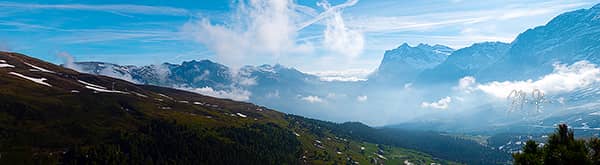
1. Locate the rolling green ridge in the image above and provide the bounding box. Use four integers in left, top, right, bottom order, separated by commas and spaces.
0, 52, 460, 164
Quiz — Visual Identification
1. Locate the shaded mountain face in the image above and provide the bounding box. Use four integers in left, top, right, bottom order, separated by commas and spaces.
73, 60, 234, 89
416, 42, 510, 84
479, 4, 600, 81
72, 60, 320, 100
369, 43, 454, 84
0, 52, 464, 164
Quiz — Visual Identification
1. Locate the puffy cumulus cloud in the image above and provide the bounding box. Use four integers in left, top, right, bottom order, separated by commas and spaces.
474, 61, 600, 98
182, 0, 360, 68
184, 86, 251, 101
301, 95, 324, 103
182, 0, 311, 68
421, 96, 452, 109
455, 76, 477, 93
56, 52, 80, 71
356, 95, 368, 102
321, 1, 364, 57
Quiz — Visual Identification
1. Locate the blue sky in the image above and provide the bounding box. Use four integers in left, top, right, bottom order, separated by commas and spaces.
1, 0, 598, 77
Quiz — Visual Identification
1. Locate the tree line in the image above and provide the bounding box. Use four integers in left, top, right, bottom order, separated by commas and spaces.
513, 124, 600, 165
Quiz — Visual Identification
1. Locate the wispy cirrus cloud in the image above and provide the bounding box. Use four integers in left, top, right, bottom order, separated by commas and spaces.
347, 1, 591, 34
46, 29, 181, 44
0, 1, 192, 16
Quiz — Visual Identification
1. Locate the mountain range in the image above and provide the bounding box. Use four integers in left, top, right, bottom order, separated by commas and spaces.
42, 3, 600, 158
0, 51, 513, 164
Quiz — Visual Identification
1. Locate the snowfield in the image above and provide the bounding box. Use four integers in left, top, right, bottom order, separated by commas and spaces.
78, 80, 106, 89
0, 64, 14, 68
236, 113, 247, 118
78, 80, 128, 94
9, 72, 51, 87
84, 85, 129, 94
24, 62, 55, 73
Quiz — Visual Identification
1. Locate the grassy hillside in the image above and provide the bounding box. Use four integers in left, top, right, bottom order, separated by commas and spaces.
0, 52, 456, 164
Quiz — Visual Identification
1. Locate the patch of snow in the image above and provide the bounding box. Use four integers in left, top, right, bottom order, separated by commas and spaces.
360, 147, 365, 150
293, 131, 301, 137
336, 151, 342, 154
236, 113, 247, 118
131, 92, 148, 98
71, 90, 80, 93
85, 85, 128, 94
0, 60, 6, 63
193, 101, 204, 105
0, 64, 14, 68
375, 153, 387, 160
9, 72, 51, 87
158, 93, 173, 100
178, 100, 189, 104
24, 62, 54, 73
78, 80, 106, 89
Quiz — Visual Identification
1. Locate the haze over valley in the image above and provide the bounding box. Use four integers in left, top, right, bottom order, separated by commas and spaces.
2, 0, 600, 164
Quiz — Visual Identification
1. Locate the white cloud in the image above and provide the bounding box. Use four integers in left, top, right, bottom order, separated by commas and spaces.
404, 83, 413, 89
301, 95, 324, 103
185, 86, 251, 101
233, 68, 258, 86
297, 0, 358, 30
308, 69, 370, 82
421, 96, 452, 109
56, 52, 80, 71
357, 95, 368, 102
182, 0, 312, 68
463, 61, 600, 98
320, 0, 364, 57
182, 0, 360, 68
97, 66, 139, 83
455, 76, 476, 93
